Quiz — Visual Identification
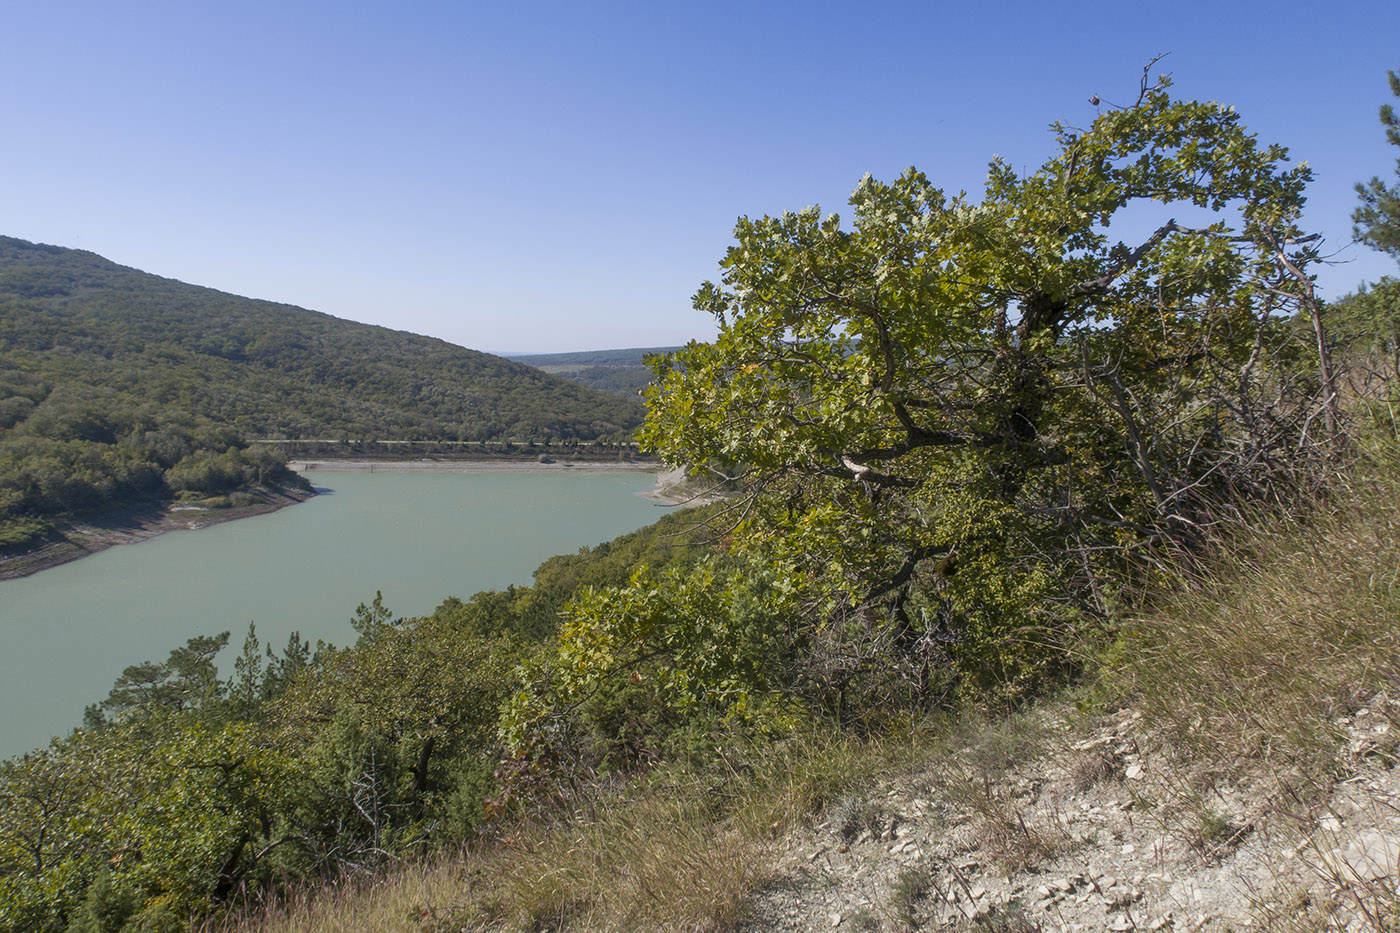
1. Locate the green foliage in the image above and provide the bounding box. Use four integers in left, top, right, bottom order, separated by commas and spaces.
0, 516, 51, 551
272, 609, 520, 858
0, 716, 295, 933
1331, 277, 1400, 357
1354, 67, 1400, 261
0, 236, 643, 444
502, 553, 800, 774
349, 590, 399, 643
88, 633, 230, 726
0, 236, 644, 556
640, 77, 1328, 711
430, 504, 722, 644
64, 870, 137, 933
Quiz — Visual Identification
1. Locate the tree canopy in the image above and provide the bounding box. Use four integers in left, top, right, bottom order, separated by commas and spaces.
639, 73, 1329, 699
1354, 66, 1400, 260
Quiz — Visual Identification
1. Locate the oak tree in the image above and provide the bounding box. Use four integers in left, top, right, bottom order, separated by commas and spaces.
641, 73, 1329, 699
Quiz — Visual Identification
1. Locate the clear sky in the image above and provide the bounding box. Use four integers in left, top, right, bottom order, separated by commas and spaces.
2, 1, 1398, 354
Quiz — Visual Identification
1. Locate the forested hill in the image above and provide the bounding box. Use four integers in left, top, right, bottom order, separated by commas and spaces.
509, 346, 682, 399
0, 236, 643, 441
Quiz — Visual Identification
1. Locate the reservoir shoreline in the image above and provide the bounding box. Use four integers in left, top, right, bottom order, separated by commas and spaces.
0, 485, 317, 582
1, 459, 685, 582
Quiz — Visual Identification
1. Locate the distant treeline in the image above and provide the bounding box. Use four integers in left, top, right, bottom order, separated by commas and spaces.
510, 346, 683, 399
508, 347, 682, 368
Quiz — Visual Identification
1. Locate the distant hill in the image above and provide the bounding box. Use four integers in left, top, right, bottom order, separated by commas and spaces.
509, 346, 682, 399
0, 236, 645, 554
0, 238, 644, 441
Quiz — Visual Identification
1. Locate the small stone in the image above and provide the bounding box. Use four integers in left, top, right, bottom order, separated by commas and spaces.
830, 912, 842, 927
1125, 764, 1145, 780
970, 885, 986, 899
1325, 830, 1400, 881
1121, 843, 1136, 855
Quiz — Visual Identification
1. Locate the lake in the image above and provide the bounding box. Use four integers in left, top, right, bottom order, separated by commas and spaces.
0, 469, 668, 758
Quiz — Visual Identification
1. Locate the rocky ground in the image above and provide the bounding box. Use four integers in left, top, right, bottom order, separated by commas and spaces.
739, 696, 1400, 932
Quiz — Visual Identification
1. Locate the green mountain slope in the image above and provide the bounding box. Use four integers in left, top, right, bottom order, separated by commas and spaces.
0, 237, 643, 441
0, 236, 645, 556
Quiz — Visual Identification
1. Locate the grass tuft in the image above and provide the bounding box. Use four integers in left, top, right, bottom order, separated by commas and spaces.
1106, 446, 1400, 783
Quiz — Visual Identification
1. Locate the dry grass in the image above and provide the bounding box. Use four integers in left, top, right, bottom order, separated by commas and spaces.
1104, 445, 1400, 930
919, 707, 1073, 875
208, 728, 903, 933
1107, 446, 1400, 782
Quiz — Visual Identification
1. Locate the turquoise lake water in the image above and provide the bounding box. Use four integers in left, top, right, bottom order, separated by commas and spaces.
0, 470, 667, 758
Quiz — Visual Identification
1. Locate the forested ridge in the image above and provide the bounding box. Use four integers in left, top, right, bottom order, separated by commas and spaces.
5, 67, 1400, 932
0, 237, 643, 554
0, 237, 641, 441
509, 347, 681, 399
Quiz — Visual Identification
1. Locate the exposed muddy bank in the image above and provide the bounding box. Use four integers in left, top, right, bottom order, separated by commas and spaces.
0, 485, 316, 581
287, 458, 658, 474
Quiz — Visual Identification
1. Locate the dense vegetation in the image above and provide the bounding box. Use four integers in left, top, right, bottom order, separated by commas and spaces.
0, 238, 643, 551
509, 347, 681, 399
6, 66, 1400, 931
0, 509, 719, 931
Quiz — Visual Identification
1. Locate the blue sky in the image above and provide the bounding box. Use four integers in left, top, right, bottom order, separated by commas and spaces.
2, 1, 1398, 353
